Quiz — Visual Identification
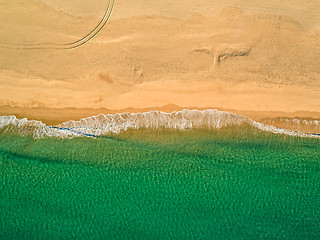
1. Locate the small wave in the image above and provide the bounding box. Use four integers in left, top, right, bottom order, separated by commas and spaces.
0, 115, 82, 139
0, 109, 319, 139
263, 118, 320, 133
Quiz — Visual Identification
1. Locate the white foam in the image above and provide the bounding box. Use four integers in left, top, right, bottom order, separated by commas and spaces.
265, 118, 320, 130
0, 109, 319, 139
0, 115, 81, 139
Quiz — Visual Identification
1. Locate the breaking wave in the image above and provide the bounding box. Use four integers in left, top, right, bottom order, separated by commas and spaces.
0, 109, 319, 139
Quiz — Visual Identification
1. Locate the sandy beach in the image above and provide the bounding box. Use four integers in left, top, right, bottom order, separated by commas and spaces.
0, 0, 320, 131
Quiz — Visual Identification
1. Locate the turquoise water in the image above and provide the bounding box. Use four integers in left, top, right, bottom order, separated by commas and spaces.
1, 126, 320, 239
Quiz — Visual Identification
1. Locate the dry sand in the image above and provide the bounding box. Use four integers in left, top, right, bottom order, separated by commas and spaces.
0, 0, 320, 131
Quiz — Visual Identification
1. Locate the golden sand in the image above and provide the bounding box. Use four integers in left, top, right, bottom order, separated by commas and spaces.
0, 0, 319, 131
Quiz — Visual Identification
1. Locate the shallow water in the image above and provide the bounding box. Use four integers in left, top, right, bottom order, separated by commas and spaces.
1, 126, 320, 239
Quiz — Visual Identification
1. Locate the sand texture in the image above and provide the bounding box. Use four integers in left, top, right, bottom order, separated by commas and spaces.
0, 0, 319, 128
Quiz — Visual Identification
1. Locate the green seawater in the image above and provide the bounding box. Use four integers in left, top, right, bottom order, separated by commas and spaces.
0, 126, 320, 239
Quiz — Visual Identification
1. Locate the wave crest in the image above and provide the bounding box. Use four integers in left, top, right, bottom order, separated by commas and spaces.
0, 109, 319, 139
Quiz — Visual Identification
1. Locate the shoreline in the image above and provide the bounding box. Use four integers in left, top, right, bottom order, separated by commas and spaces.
1, 104, 320, 124
1, 108, 320, 139
1, 104, 320, 134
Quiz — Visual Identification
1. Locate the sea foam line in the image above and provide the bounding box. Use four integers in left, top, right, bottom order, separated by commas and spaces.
0, 109, 319, 139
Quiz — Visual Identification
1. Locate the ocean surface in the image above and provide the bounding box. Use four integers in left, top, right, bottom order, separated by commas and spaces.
1, 110, 320, 239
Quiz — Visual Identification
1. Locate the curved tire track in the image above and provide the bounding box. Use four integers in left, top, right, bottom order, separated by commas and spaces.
0, 0, 115, 50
